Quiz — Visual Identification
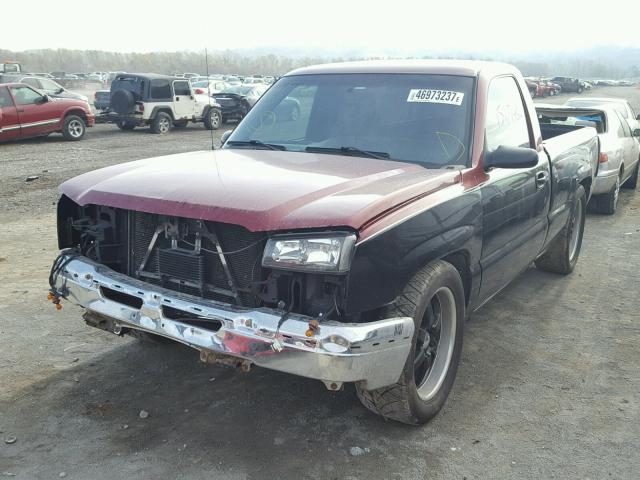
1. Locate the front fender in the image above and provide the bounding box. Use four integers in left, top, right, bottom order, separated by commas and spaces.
345, 190, 483, 314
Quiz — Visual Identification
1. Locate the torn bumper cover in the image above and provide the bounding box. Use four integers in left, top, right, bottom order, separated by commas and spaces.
52, 255, 414, 390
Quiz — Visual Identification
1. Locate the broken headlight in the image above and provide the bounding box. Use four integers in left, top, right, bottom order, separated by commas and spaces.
262, 233, 357, 273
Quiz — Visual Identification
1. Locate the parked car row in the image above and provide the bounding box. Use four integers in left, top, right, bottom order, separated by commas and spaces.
93, 73, 277, 130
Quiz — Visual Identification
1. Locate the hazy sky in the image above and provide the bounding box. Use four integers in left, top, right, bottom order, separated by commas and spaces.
3, 0, 639, 54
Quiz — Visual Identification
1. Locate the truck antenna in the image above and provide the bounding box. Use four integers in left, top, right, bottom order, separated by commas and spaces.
205, 47, 215, 151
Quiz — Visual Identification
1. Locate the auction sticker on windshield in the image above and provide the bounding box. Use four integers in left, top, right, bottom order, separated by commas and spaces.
407, 89, 464, 105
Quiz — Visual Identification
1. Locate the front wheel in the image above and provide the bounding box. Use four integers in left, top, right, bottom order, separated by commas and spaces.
535, 185, 586, 274
204, 108, 222, 130
356, 260, 465, 425
62, 115, 86, 141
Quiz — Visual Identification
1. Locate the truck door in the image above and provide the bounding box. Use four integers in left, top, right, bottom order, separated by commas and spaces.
9, 85, 60, 137
172, 80, 193, 119
478, 76, 551, 302
0, 86, 21, 141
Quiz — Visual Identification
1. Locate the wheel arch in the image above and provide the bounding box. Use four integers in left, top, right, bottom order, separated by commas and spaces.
62, 108, 88, 124
347, 207, 482, 316
149, 106, 174, 120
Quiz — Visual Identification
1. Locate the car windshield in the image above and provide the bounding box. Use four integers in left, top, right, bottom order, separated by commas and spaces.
192, 81, 210, 88
566, 99, 627, 117
226, 73, 475, 167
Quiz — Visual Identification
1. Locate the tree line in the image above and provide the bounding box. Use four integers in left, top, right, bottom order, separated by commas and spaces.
1, 48, 638, 79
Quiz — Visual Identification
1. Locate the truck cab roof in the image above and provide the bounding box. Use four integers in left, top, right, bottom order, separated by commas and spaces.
286, 59, 519, 79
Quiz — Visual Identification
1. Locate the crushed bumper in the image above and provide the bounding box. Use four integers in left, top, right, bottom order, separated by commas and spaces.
52, 255, 414, 390
593, 169, 618, 195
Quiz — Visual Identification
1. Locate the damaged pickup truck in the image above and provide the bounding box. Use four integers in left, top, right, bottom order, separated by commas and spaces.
49, 61, 599, 424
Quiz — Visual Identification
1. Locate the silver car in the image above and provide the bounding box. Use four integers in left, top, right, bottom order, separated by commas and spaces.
566, 97, 640, 133
537, 104, 640, 214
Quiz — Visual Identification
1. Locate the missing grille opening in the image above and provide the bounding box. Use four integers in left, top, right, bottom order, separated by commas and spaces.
101, 287, 143, 309
162, 305, 222, 331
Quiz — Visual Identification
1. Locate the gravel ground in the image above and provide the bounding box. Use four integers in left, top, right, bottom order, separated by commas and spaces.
0, 87, 639, 479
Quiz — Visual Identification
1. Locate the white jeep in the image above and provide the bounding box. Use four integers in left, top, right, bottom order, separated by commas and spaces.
97, 73, 222, 134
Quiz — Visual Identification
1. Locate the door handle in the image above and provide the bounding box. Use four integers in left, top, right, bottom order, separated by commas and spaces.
175, 97, 180, 101
536, 171, 549, 188
16, 108, 24, 113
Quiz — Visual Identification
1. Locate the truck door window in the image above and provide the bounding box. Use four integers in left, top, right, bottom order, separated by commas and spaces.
40, 78, 62, 92
22, 78, 41, 89
485, 76, 530, 151
0, 86, 13, 107
10, 86, 44, 105
174, 81, 191, 96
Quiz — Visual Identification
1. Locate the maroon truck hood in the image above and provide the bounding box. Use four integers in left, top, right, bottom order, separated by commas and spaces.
60, 150, 460, 232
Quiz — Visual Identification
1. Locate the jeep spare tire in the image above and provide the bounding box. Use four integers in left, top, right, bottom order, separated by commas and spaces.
111, 90, 136, 115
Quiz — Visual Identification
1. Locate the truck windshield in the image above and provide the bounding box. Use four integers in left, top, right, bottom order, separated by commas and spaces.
226, 73, 475, 168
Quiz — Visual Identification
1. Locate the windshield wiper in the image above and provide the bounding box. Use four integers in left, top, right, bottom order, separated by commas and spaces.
226, 140, 287, 151
305, 146, 390, 160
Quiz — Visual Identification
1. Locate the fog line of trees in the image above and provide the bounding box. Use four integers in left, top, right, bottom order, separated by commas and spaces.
2, 48, 639, 79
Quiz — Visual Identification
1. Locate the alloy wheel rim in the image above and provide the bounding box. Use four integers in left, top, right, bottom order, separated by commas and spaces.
159, 118, 170, 133
211, 112, 220, 128
68, 119, 83, 137
613, 177, 620, 207
414, 287, 457, 401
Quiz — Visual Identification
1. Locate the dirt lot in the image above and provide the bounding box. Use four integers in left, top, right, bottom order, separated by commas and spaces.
1, 87, 639, 479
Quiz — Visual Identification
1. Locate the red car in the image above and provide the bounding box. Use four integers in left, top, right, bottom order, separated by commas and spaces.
0, 83, 94, 142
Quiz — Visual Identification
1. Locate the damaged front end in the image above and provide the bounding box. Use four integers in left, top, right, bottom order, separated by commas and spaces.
50, 196, 414, 390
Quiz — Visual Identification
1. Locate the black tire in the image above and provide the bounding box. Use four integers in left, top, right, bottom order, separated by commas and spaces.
622, 162, 638, 189
61, 115, 86, 141
535, 185, 586, 274
355, 260, 465, 425
592, 175, 620, 215
173, 120, 188, 128
577, 87, 584, 94
151, 112, 172, 134
204, 108, 222, 130
111, 89, 135, 115
116, 120, 135, 131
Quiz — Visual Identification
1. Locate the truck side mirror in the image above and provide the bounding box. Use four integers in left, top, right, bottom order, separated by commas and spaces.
484, 145, 539, 170
221, 129, 233, 146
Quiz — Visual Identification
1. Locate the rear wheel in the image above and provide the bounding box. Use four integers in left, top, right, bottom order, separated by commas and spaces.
62, 115, 86, 141
151, 112, 172, 134
116, 120, 136, 131
535, 185, 586, 274
593, 175, 620, 215
622, 162, 638, 189
355, 260, 465, 425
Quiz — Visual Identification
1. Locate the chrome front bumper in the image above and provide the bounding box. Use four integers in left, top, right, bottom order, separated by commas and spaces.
53, 255, 414, 390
